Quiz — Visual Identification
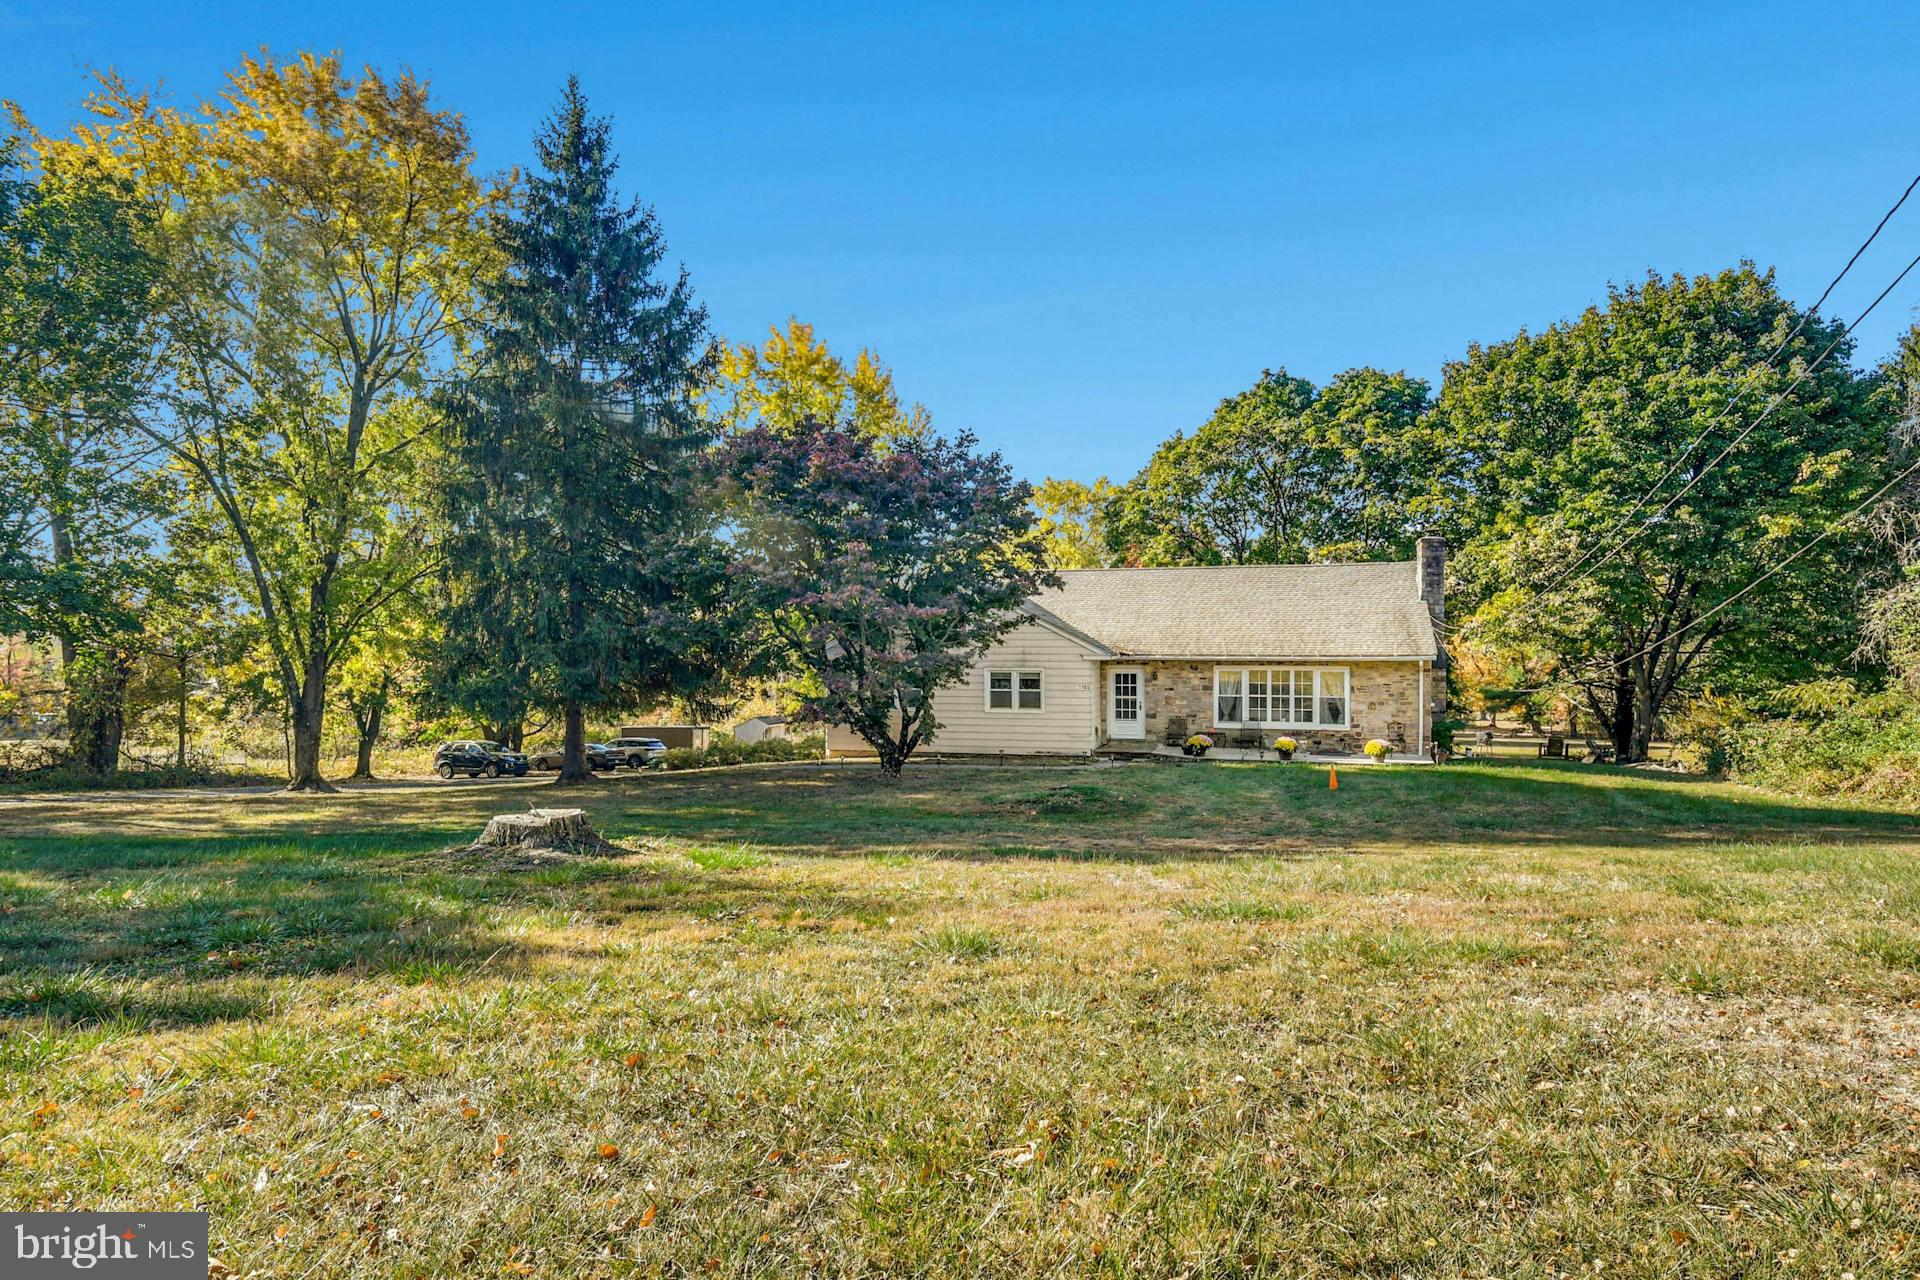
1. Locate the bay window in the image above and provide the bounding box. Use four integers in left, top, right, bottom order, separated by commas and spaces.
1213, 666, 1349, 728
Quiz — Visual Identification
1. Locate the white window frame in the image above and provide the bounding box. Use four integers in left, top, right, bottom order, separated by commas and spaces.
985, 669, 1044, 713
1211, 665, 1350, 729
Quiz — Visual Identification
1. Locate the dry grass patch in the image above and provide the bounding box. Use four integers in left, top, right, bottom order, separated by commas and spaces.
0, 761, 1917, 1276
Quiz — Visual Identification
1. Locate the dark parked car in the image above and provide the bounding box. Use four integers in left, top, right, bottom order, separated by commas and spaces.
527, 743, 621, 771
433, 740, 529, 779
604, 736, 667, 769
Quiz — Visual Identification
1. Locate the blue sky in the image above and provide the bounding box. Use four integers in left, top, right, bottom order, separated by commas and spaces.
5, 2, 1918, 483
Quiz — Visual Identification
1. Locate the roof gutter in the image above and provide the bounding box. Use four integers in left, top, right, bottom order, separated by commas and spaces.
1090, 653, 1440, 663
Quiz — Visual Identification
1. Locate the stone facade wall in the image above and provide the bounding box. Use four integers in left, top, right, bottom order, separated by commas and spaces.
1113, 659, 1433, 753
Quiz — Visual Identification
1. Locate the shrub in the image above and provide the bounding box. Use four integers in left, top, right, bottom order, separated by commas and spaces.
1431, 718, 1467, 753
657, 733, 825, 772
1680, 683, 1920, 807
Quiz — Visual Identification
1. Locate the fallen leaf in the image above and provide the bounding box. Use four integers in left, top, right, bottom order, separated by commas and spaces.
598, 1143, 619, 1160
624, 1052, 644, 1068
637, 1205, 658, 1229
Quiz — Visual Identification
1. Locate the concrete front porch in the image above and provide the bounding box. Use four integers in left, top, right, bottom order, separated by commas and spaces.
1096, 742, 1434, 765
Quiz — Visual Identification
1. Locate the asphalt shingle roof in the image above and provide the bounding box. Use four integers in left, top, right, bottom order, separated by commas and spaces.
1031, 562, 1441, 660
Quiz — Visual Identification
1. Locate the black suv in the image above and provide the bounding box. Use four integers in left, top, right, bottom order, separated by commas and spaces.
433, 740, 530, 779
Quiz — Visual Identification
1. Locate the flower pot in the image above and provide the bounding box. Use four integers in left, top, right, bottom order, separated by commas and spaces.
1275, 748, 1294, 761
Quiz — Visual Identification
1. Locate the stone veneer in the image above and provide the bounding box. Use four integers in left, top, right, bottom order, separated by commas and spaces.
1104, 660, 1437, 753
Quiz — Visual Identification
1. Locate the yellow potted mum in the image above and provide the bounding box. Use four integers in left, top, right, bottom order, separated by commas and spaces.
1272, 736, 1298, 761
1363, 739, 1392, 761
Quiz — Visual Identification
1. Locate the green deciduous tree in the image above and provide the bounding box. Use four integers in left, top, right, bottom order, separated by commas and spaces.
724, 419, 1057, 777
438, 79, 721, 783
1104, 367, 1438, 565
1442, 265, 1902, 762
0, 130, 165, 771
39, 54, 502, 789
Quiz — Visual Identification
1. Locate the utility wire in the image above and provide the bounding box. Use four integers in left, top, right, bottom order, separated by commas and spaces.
1552, 248, 1920, 592
1536, 171, 1920, 595
1491, 452, 1920, 698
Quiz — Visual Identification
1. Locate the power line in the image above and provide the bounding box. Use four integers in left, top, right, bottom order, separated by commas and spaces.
1536, 170, 1920, 595
1557, 248, 1920, 589
1520, 246, 1920, 613
1491, 452, 1920, 698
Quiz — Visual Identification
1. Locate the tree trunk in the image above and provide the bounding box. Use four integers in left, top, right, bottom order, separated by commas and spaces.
350, 675, 389, 781
557, 700, 593, 783
872, 703, 921, 779
176, 653, 189, 773
65, 646, 131, 774
1626, 662, 1658, 765
1609, 676, 1634, 762
287, 649, 334, 792
49, 501, 129, 776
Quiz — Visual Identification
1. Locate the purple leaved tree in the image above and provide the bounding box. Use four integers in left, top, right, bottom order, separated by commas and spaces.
725, 420, 1058, 777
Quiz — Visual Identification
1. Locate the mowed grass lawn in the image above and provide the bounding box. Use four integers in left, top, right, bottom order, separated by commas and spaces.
2, 761, 1918, 1278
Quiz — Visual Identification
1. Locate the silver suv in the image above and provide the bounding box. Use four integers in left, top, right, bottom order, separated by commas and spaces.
603, 736, 668, 769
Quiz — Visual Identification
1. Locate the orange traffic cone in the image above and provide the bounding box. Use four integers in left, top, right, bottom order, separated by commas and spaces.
1328, 766, 1339, 791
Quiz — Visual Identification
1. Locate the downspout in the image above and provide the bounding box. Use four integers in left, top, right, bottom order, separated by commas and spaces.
1417, 661, 1426, 757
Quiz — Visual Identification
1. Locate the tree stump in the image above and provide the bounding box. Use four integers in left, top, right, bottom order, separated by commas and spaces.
464, 808, 617, 859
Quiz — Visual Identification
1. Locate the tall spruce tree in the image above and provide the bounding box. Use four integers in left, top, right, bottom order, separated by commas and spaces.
440, 80, 717, 782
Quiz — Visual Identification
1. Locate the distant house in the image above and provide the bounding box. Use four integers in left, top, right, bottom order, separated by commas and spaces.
732, 715, 791, 744
826, 536, 1447, 759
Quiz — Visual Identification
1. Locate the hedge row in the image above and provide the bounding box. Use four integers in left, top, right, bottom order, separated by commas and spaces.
657, 733, 825, 771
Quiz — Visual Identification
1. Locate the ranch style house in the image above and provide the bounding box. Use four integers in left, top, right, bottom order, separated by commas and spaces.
828, 535, 1449, 759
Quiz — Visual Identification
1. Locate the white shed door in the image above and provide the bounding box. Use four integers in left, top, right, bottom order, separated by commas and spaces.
1109, 668, 1144, 739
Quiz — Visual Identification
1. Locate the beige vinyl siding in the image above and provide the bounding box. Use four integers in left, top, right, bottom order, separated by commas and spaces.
923, 621, 1099, 755
824, 620, 1099, 758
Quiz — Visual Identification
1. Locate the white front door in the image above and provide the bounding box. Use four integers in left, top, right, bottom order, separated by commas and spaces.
1108, 667, 1145, 739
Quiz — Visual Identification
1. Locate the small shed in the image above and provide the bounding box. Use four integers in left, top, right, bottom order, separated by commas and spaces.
732, 715, 791, 745
619, 724, 710, 751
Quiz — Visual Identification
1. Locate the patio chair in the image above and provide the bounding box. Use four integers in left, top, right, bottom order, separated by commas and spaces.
1583, 738, 1616, 764
1162, 715, 1189, 748
1537, 734, 1567, 760
1231, 730, 1264, 755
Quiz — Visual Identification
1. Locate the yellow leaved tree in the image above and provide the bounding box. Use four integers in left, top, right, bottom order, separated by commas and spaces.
25, 52, 505, 789
705, 318, 928, 441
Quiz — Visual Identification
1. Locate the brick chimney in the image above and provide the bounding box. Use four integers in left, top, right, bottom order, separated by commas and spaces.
1416, 532, 1446, 636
